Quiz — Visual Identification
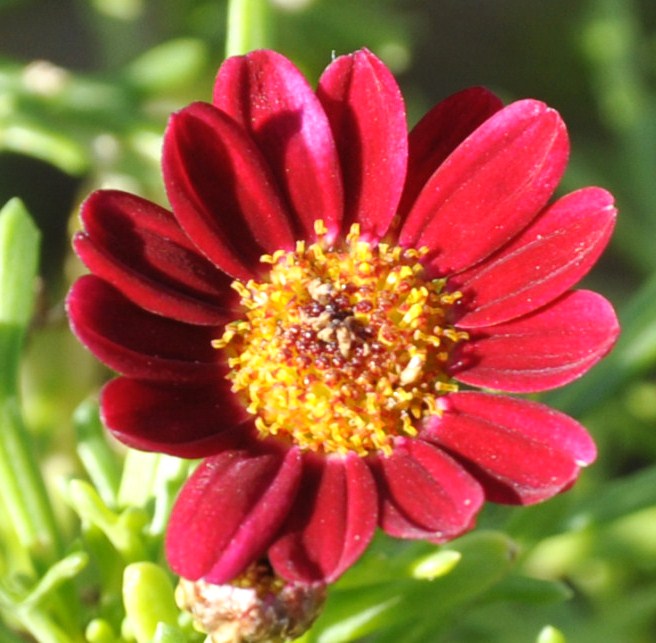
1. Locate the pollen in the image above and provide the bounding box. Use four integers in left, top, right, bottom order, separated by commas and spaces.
214, 222, 469, 457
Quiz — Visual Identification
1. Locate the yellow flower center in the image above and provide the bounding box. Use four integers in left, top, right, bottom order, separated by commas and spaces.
213, 221, 468, 457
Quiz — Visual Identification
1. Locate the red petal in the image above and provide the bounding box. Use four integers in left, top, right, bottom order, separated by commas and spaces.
423, 391, 596, 504
452, 290, 620, 393
67, 275, 220, 382
163, 102, 296, 280
75, 190, 235, 326
399, 100, 569, 276
213, 50, 343, 242
317, 48, 407, 241
166, 446, 303, 583
373, 439, 483, 543
398, 87, 503, 218
453, 187, 617, 328
269, 453, 377, 583
100, 377, 249, 458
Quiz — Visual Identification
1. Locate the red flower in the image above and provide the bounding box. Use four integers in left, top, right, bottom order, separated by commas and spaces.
68, 49, 619, 585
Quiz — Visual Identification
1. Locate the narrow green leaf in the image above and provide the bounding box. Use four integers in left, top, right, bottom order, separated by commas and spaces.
537, 625, 567, 643
410, 549, 461, 580
0, 199, 61, 568
124, 38, 208, 95
74, 399, 122, 508
21, 552, 88, 608
0, 123, 88, 176
0, 198, 39, 327
483, 574, 573, 605
66, 479, 147, 562
0, 197, 39, 394
568, 462, 656, 526
312, 532, 517, 642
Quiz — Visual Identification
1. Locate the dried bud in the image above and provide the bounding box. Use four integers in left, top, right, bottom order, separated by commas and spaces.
175, 561, 327, 643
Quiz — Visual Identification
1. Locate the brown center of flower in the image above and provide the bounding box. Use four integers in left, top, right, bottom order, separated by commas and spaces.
213, 221, 468, 456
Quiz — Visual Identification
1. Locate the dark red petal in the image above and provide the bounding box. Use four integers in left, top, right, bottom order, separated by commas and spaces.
399, 100, 569, 276
317, 48, 407, 241
166, 446, 303, 583
213, 50, 343, 242
373, 438, 483, 543
75, 190, 235, 326
269, 453, 377, 583
100, 377, 249, 458
452, 290, 620, 393
423, 391, 596, 504
162, 102, 296, 280
453, 187, 617, 328
67, 275, 220, 382
398, 87, 503, 218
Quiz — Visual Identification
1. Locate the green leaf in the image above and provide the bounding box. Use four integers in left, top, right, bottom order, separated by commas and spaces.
0, 199, 60, 569
122, 562, 179, 643
483, 574, 573, 605
537, 625, 567, 643
568, 462, 656, 527
410, 549, 462, 580
124, 38, 209, 95
0, 198, 39, 392
0, 553, 87, 643
0, 121, 89, 176
74, 399, 122, 509
312, 532, 517, 643
65, 479, 147, 562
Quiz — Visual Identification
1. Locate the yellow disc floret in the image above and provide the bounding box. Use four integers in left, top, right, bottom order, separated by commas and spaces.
213, 221, 468, 457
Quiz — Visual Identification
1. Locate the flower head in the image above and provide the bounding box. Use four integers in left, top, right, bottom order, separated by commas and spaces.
68, 49, 619, 585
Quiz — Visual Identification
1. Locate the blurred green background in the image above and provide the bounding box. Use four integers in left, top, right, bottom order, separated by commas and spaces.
2, 0, 656, 641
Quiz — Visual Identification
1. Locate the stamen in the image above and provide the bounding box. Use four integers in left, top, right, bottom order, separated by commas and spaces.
215, 221, 468, 457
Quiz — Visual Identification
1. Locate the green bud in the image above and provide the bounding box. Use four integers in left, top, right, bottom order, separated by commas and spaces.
122, 562, 179, 643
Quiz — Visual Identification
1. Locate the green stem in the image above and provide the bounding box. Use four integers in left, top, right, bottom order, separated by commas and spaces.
226, 0, 272, 58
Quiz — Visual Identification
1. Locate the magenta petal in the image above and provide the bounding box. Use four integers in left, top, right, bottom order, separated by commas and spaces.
399, 100, 569, 276
213, 50, 343, 242
75, 190, 234, 326
269, 453, 377, 583
454, 187, 617, 328
100, 377, 249, 458
167, 447, 303, 583
67, 275, 220, 382
453, 290, 620, 393
424, 391, 596, 504
163, 102, 296, 280
317, 49, 407, 241
373, 439, 483, 543
398, 87, 503, 218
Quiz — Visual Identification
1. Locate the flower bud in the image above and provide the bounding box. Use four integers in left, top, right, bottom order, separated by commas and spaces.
175, 560, 327, 643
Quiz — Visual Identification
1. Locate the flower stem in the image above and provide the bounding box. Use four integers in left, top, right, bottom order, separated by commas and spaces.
225, 0, 272, 58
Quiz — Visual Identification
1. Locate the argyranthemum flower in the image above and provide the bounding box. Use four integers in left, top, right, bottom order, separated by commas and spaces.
68, 49, 619, 585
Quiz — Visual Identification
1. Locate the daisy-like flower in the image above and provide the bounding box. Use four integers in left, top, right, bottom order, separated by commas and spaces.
68, 49, 619, 585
